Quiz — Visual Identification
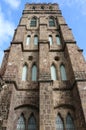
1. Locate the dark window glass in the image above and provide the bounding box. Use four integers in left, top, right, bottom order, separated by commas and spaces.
30, 18, 37, 27
32, 6, 35, 10
56, 115, 64, 130
32, 65, 37, 81
49, 18, 55, 27
51, 65, 57, 80
56, 35, 61, 45
34, 35, 38, 45
60, 65, 67, 81
41, 6, 44, 9
28, 115, 36, 130
66, 114, 75, 130
22, 65, 28, 81
17, 115, 25, 130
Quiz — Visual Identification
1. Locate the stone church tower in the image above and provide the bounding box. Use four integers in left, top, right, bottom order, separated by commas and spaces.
0, 3, 86, 130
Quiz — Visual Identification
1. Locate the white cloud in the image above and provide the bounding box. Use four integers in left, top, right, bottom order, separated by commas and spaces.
3, 0, 21, 9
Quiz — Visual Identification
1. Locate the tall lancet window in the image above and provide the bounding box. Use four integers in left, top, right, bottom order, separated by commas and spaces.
49, 17, 55, 26
56, 115, 64, 130
16, 115, 25, 130
34, 35, 38, 45
22, 65, 28, 81
66, 114, 75, 130
32, 65, 37, 81
51, 65, 57, 80
60, 65, 67, 81
49, 35, 53, 45
26, 35, 30, 45
28, 115, 36, 130
56, 35, 61, 45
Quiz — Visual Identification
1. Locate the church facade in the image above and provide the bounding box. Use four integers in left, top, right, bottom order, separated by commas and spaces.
0, 3, 86, 130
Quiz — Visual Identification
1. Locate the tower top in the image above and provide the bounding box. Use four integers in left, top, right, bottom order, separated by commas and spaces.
24, 3, 59, 11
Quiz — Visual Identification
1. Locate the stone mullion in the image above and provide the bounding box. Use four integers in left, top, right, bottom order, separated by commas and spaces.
25, 117, 28, 130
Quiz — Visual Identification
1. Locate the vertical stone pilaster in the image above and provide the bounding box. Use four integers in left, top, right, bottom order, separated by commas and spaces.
39, 42, 51, 81
39, 17, 55, 130
39, 82, 55, 130
39, 18, 51, 81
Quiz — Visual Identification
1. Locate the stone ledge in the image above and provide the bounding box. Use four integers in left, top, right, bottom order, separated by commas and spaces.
74, 71, 86, 81
53, 80, 72, 90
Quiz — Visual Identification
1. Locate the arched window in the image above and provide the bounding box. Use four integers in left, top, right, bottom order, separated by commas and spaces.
49, 17, 55, 27
66, 114, 75, 130
34, 35, 38, 45
30, 17, 37, 27
56, 115, 64, 130
26, 35, 30, 45
32, 65, 37, 81
60, 65, 67, 81
16, 115, 25, 130
22, 65, 28, 81
49, 35, 53, 45
51, 65, 57, 80
32, 6, 35, 10
56, 35, 61, 45
28, 115, 36, 130
41, 6, 44, 9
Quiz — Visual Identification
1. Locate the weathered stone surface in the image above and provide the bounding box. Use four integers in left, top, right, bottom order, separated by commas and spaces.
0, 3, 86, 130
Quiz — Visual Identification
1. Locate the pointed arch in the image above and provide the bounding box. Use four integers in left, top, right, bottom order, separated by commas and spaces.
32, 64, 37, 81
34, 35, 38, 45
26, 35, 30, 45
22, 64, 28, 81
60, 64, 67, 81
51, 64, 57, 80
49, 35, 53, 45
66, 113, 75, 130
56, 114, 64, 130
56, 35, 61, 45
49, 17, 55, 27
16, 114, 25, 130
30, 17, 37, 27
28, 114, 36, 130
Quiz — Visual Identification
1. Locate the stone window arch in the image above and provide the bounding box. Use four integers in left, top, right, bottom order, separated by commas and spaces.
16, 114, 25, 130
32, 6, 35, 10
34, 35, 38, 45
66, 113, 75, 130
56, 114, 64, 130
49, 17, 55, 27
31, 64, 37, 81
30, 17, 37, 27
51, 64, 57, 80
49, 35, 53, 45
22, 64, 28, 81
28, 114, 36, 130
26, 35, 30, 45
60, 64, 67, 81
56, 35, 61, 45
41, 6, 44, 9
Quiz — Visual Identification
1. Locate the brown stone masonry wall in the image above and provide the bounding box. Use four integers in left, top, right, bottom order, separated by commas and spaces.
0, 3, 86, 130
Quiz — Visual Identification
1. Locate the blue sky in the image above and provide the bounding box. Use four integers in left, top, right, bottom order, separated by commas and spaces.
0, 0, 86, 65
